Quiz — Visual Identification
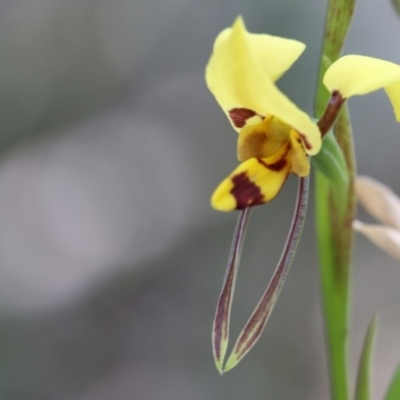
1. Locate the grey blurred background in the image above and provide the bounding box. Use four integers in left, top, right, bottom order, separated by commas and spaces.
0, 0, 399, 399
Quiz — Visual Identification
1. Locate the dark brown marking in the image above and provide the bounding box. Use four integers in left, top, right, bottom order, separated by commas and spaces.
231, 172, 264, 209
298, 133, 312, 150
229, 108, 257, 128
317, 90, 345, 137
257, 157, 287, 172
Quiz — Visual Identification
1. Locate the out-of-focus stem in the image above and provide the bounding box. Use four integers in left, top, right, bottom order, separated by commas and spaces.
314, 0, 356, 399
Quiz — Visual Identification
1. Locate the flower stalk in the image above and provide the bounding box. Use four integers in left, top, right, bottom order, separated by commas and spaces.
317, 91, 345, 137
314, 1, 357, 400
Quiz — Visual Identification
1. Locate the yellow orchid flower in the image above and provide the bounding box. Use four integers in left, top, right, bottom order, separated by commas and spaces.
206, 18, 400, 213
206, 16, 321, 212
207, 17, 400, 375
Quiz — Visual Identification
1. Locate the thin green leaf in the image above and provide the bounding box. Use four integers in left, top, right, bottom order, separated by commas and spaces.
354, 315, 378, 400
212, 208, 251, 374
223, 177, 309, 372
384, 363, 400, 400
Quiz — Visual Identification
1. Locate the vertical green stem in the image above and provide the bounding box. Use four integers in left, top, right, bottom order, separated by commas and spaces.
315, 107, 355, 400
314, 1, 357, 400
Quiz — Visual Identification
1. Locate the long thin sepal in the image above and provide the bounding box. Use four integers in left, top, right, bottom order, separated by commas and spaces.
223, 176, 309, 372
212, 208, 251, 374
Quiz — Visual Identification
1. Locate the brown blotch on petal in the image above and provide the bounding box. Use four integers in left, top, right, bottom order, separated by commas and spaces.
231, 172, 265, 209
257, 157, 288, 172
298, 133, 312, 150
238, 130, 268, 161
229, 108, 257, 128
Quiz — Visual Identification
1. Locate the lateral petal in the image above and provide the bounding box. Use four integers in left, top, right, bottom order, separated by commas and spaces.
385, 80, 400, 122
289, 130, 310, 177
211, 144, 291, 211
324, 55, 400, 104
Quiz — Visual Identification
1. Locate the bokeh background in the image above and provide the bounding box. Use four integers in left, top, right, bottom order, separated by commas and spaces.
0, 0, 399, 399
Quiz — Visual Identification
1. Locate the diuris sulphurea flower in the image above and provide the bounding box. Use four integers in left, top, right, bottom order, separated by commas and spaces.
206, 16, 400, 374
207, 19, 400, 212
206, 16, 321, 212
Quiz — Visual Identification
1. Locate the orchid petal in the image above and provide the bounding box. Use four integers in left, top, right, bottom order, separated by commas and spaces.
206, 17, 321, 154
206, 17, 305, 127
385, 80, 400, 122
211, 144, 292, 211
324, 55, 400, 120
237, 116, 285, 161
289, 130, 310, 177
239, 20, 306, 83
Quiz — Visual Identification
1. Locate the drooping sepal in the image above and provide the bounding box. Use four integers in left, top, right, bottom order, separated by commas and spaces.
221, 176, 309, 372
212, 208, 251, 373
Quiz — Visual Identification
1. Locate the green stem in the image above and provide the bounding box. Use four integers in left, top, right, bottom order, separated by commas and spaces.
315, 106, 355, 400
314, 1, 357, 400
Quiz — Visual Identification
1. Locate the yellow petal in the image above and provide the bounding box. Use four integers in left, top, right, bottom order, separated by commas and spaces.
353, 220, 400, 262
211, 144, 291, 211
205, 16, 320, 153
385, 80, 400, 122
324, 56, 400, 111
206, 16, 305, 98
237, 116, 285, 161
243, 23, 306, 83
261, 86, 321, 155
289, 130, 310, 177
206, 17, 265, 121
